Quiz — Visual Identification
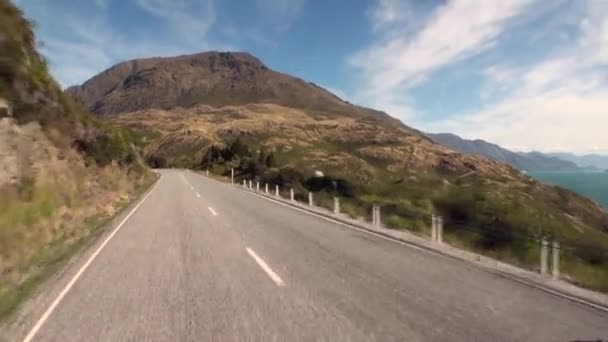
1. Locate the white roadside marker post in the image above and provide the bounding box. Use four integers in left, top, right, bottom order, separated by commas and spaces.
552, 241, 560, 279
334, 197, 340, 214
431, 214, 437, 242
540, 237, 549, 276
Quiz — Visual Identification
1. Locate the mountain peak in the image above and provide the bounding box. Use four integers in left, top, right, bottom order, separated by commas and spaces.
67, 50, 394, 125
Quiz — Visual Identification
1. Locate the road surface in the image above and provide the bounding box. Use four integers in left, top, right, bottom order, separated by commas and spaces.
22, 169, 608, 341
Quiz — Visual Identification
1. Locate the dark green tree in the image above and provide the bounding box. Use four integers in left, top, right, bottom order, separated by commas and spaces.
265, 152, 275, 168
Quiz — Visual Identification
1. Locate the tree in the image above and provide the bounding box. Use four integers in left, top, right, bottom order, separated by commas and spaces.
265, 152, 275, 168
258, 147, 267, 164
228, 137, 249, 158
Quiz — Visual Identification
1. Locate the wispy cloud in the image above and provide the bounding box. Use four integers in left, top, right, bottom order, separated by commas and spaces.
255, 0, 306, 33
134, 0, 215, 41
427, 1, 608, 154
20, 0, 225, 87
350, 0, 534, 99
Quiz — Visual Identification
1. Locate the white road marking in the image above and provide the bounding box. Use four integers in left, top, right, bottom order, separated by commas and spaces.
22, 176, 162, 342
246, 247, 285, 287
243, 190, 608, 314
208, 207, 218, 216
196, 193, 201, 198
198, 173, 608, 313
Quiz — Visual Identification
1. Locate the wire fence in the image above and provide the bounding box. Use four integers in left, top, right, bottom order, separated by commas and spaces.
225, 171, 608, 293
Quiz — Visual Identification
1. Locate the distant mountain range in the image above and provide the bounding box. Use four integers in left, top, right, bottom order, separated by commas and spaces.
426, 133, 607, 172
546, 153, 608, 170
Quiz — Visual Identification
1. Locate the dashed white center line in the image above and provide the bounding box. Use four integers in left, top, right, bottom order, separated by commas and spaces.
208, 207, 218, 216
196, 193, 201, 198
246, 247, 285, 287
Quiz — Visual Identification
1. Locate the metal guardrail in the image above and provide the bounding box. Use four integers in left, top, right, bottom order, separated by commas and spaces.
227, 169, 608, 287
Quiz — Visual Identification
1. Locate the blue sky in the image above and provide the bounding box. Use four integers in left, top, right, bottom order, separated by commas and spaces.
14, 0, 608, 154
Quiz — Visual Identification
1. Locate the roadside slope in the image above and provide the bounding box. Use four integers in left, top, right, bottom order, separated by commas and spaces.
0, 0, 154, 320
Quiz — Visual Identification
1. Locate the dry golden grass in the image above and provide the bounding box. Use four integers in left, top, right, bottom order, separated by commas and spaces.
0, 118, 153, 318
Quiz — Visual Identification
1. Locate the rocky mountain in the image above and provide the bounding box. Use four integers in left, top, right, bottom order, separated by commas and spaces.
66, 51, 401, 125
427, 133, 580, 171
67, 51, 608, 291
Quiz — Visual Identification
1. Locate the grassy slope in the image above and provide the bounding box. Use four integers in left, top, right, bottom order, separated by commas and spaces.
0, 0, 155, 320
114, 104, 608, 291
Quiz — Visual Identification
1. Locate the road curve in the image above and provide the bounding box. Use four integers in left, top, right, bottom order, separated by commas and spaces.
22, 169, 608, 341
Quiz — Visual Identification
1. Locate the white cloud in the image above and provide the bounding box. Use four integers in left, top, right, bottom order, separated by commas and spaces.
370, 0, 410, 31
426, 3, 608, 154
20, 0, 227, 87
348, 0, 535, 123
255, 0, 306, 32
134, 0, 215, 42
350, 0, 534, 98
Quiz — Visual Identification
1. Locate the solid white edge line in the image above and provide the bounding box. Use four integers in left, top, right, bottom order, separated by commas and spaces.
208, 207, 218, 216
242, 189, 608, 314
22, 176, 162, 342
246, 247, 285, 287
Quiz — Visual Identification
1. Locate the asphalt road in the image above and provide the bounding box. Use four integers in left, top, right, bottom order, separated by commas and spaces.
24, 169, 608, 341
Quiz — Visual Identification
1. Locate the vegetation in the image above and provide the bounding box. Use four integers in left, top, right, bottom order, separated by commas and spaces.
199, 137, 608, 292
0, 0, 155, 321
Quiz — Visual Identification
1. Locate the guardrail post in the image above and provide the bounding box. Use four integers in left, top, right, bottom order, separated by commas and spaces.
552, 241, 560, 279
372, 205, 381, 227
230, 168, 233, 184
308, 192, 314, 206
431, 215, 437, 241
540, 237, 549, 276
334, 197, 340, 214
256, 182, 259, 192
290, 188, 294, 201
437, 216, 444, 244
265, 183, 269, 194
275, 185, 279, 197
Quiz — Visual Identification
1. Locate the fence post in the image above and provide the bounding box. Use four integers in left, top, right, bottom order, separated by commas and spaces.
275, 185, 279, 197
334, 197, 340, 214
256, 182, 259, 192
437, 216, 444, 244
372, 206, 376, 226
265, 183, 269, 194
230, 168, 233, 184
552, 241, 560, 279
431, 215, 437, 241
372, 205, 381, 227
308, 192, 314, 206
540, 237, 549, 276
290, 188, 295, 201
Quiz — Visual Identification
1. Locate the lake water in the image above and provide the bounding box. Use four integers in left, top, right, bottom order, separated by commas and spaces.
528, 171, 608, 209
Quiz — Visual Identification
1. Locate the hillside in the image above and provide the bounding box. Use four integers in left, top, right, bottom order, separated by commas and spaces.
0, 0, 153, 319
66, 51, 404, 125
69, 51, 608, 291
427, 133, 580, 171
